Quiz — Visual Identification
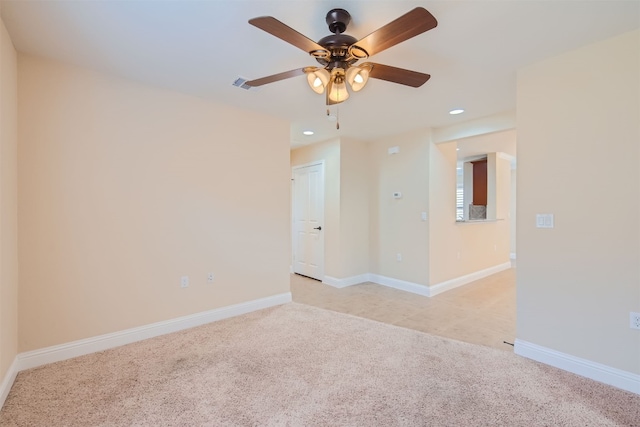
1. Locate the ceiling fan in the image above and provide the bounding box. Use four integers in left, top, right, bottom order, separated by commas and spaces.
245, 7, 438, 106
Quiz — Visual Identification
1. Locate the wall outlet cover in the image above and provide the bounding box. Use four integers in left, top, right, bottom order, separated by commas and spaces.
630, 312, 640, 330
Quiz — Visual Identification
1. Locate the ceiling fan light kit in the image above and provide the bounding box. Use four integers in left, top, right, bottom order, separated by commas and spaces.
246, 6, 437, 111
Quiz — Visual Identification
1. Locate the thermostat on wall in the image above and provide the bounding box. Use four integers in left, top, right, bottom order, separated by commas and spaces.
393, 192, 402, 199
388, 146, 400, 155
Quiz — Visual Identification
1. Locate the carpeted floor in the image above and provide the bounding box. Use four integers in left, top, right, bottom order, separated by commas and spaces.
1, 303, 639, 426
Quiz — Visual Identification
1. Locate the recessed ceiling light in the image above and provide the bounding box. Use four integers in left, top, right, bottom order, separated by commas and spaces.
303, 130, 314, 136
449, 109, 465, 115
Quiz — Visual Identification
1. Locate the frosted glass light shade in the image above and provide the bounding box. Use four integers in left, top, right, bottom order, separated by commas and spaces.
306, 69, 330, 94
346, 65, 370, 92
328, 79, 350, 103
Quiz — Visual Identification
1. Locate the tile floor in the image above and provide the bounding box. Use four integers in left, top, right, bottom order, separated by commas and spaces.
290, 268, 516, 351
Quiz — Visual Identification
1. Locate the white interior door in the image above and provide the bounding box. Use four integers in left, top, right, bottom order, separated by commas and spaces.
292, 163, 325, 280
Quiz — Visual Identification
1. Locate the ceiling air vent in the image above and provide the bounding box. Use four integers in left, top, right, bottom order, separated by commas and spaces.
232, 77, 253, 90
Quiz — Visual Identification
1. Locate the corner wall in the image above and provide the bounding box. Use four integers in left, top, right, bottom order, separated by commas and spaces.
516, 29, 640, 375
338, 137, 369, 278
0, 15, 18, 393
368, 129, 430, 285
17, 55, 291, 352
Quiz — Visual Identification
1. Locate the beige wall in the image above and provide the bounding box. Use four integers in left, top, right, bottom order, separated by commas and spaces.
0, 17, 18, 383
428, 142, 510, 285
510, 168, 516, 256
338, 137, 369, 278
369, 129, 430, 285
18, 55, 291, 352
517, 30, 640, 373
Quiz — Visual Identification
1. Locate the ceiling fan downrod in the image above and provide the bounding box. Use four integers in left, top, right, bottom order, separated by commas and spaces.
325, 8, 351, 34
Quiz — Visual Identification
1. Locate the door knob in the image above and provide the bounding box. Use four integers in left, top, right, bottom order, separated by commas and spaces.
313, 226, 322, 231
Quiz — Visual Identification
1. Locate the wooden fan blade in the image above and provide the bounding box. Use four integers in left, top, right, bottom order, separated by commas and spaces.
249, 16, 329, 56
366, 62, 431, 87
245, 68, 310, 87
352, 8, 437, 58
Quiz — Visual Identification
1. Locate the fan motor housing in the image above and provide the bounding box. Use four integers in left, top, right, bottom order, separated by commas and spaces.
315, 33, 358, 66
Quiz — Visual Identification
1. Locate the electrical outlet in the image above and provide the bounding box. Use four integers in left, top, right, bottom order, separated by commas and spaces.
180, 276, 189, 288
207, 273, 214, 284
396, 253, 402, 261
630, 312, 640, 330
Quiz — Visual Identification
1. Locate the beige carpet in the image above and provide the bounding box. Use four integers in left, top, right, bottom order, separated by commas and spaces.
1, 303, 639, 426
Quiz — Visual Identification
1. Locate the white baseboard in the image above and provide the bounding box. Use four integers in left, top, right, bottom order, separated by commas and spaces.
0, 357, 19, 409
321, 262, 512, 298
515, 339, 640, 395
15, 292, 291, 373
323, 274, 369, 288
322, 273, 430, 296
369, 274, 430, 296
323, 273, 430, 296
428, 262, 512, 297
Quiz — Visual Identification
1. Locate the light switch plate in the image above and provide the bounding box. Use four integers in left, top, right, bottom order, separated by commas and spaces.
536, 214, 554, 228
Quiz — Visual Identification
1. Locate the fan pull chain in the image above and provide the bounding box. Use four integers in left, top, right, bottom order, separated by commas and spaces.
326, 107, 340, 130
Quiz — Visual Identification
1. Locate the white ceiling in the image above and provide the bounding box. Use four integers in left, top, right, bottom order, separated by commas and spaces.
1, 1, 638, 148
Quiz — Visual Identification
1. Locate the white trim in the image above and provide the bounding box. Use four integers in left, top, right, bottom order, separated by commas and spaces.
515, 339, 640, 395
323, 274, 369, 288
428, 262, 511, 297
0, 357, 19, 409
15, 293, 291, 372
322, 263, 512, 298
291, 159, 325, 171
369, 274, 431, 297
